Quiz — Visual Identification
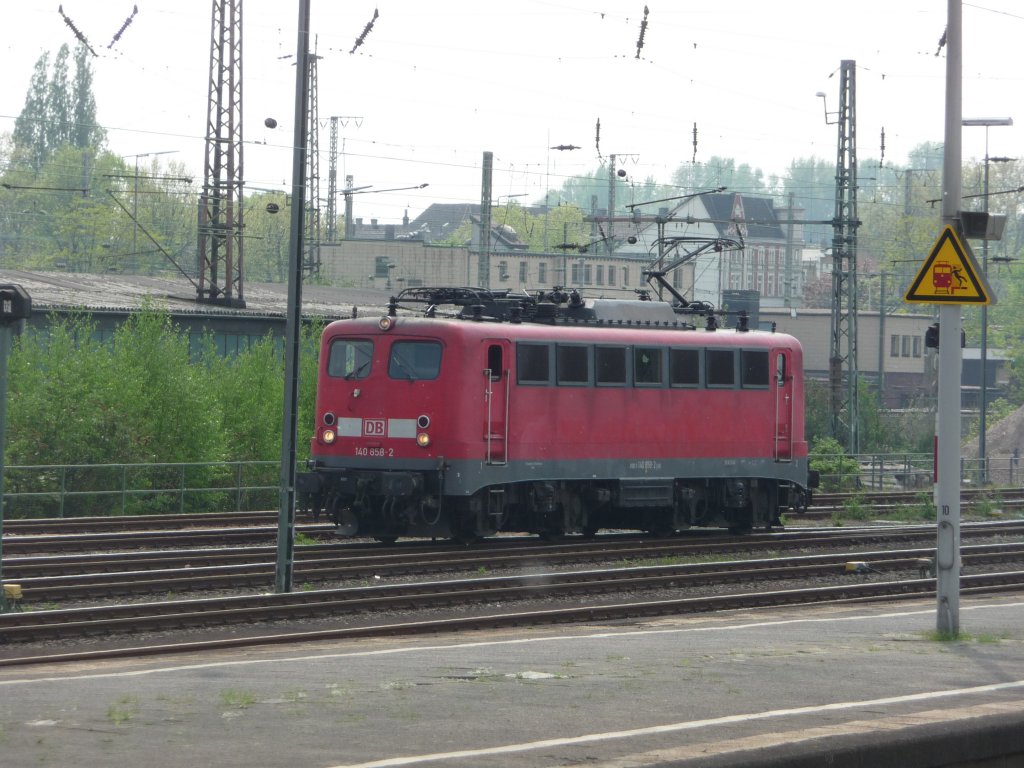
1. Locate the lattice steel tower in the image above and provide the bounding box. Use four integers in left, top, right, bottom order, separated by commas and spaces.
828, 60, 860, 453
326, 116, 338, 243
303, 53, 321, 277
197, 0, 245, 307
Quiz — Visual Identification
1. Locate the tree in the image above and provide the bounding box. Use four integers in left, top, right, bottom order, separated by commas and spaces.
44, 44, 72, 151
12, 52, 49, 170
72, 42, 104, 149
10, 43, 103, 173
671, 157, 769, 194
241, 190, 291, 282
433, 201, 590, 255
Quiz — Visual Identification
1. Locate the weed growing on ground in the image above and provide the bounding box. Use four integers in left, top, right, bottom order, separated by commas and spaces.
107, 695, 140, 726
219, 690, 257, 709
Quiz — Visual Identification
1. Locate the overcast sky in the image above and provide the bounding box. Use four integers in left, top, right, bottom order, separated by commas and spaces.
2, 1, 1022, 223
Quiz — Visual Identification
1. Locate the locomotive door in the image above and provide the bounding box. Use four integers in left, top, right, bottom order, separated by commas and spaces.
483, 341, 511, 465
773, 349, 794, 461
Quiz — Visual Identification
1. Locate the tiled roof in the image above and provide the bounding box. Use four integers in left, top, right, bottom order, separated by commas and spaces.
701, 193, 785, 239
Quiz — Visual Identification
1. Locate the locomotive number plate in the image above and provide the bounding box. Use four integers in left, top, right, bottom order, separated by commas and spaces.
355, 446, 394, 457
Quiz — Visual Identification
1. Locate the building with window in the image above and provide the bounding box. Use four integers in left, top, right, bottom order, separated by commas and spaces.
610, 192, 806, 310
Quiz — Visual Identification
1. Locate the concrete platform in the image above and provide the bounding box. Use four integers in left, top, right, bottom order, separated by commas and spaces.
1, 595, 1022, 767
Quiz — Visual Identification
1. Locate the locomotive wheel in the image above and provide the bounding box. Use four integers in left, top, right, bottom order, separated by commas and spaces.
448, 497, 481, 546
727, 513, 753, 535
329, 496, 359, 537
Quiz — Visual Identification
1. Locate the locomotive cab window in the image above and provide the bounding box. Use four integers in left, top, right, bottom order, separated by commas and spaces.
595, 346, 627, 386
388, 341, 442, 381
557, 344, 590, 386
740, 350, 770, 388
706, 349, 736, 388
517, 343, 551, 385
669, 348, 701, 387
634, 347, 665, 387
327, 339, 373, 379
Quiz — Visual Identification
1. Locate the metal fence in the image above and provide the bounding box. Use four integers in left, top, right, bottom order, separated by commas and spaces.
2, 461, 280, 519
817, 453, 1024, 493
3, 453, 1021, 519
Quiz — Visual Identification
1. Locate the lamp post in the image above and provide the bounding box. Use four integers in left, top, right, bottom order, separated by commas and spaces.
128, 150, 177, 258
961, 117, 1012, 484
340, 181, 429, 239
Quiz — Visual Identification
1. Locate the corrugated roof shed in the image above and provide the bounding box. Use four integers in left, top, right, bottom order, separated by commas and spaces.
0, 269, 393, 320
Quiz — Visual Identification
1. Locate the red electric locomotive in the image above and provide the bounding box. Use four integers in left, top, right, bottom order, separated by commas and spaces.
298, 287, 817, 543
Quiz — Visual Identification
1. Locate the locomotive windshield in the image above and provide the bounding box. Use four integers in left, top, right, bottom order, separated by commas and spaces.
388, 341, 442, 381
328, 339, 373, 379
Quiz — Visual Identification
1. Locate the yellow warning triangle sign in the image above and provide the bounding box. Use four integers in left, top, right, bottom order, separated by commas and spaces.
904, 225, 994, 305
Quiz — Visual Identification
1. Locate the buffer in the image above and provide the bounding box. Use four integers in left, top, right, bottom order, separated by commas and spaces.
904, 225, 994, 305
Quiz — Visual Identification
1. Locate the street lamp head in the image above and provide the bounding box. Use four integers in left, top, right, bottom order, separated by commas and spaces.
962, 118, 1013, 127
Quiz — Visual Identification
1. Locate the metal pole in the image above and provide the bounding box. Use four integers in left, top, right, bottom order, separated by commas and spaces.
878, 272, 886, 405
936, 0, 962, 636
979, 131, 989, 484
275, 0, 311, 594
0, 326, 10, 612
961, 118, 1011, 481
656, 217, 665, 301
133, 156, 139, 258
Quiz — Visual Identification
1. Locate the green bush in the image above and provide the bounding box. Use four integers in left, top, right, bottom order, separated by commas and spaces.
5, 307, 324, 516
809, 436, 861, 492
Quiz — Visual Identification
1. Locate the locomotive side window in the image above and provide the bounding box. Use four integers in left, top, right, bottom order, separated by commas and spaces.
595, 346, 627, 386
776, 353, 786, 387
516, 343, 551, 384
669, 348, 700, 387
486, 344, 503, 381
706, 349, 736, 388
740, 350, 770, 388
557, 344, 590, 386
327, 339, 373, 379
388, 341, 442, 381
634, 347, 665, 387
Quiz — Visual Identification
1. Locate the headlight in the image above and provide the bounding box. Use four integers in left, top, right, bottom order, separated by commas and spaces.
416, 432, 431, 448
378, 316, 394, 331
322, 428, 336, 444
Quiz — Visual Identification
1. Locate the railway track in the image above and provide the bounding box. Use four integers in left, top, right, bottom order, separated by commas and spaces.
4, 486, 1022, 546
1, 564, 1022, 667
2, 516, 1021, 667
5, 521, 1024, 601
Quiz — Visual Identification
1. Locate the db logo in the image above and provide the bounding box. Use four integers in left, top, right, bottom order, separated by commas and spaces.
363, 419, 386, 436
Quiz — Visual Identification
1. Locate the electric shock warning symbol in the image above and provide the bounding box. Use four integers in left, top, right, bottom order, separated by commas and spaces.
904, 226, 993, 305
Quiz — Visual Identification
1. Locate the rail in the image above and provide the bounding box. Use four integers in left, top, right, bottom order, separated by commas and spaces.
2, 461, 280, 519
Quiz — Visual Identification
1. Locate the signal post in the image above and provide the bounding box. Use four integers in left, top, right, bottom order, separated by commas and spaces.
0, 284, 31, 613
903, 0, 997, 636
